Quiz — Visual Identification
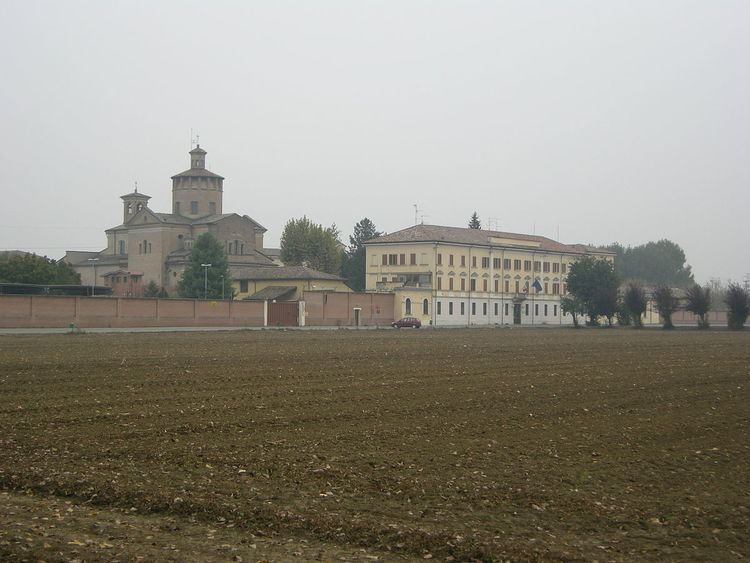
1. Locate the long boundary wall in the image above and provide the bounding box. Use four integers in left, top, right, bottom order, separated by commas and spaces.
303, 291, 394, 326
0, 295, 265, 328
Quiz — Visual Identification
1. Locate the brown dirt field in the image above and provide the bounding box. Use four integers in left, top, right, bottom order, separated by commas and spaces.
0, 328, 748, 561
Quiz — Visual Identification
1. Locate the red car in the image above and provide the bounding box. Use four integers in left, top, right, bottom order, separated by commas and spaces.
392, 317, 422, 328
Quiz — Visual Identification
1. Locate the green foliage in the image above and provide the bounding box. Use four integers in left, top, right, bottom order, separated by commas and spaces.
653, 285, 679, 329
623, 283, 647, 328
178, 233, 233, 299
560, 295, 585, 328
725, 284, 749, 330
566, 256, 620, 326
341, 218, 381, 292
603, 239, 693, 287
0, 253, 81, 285
468, 212, 481, 229
143, 280, 161, 298
280, 216, 343, 275
684, 284, 711, 329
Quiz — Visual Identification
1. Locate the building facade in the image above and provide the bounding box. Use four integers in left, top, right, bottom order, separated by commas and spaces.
65, 146, 276, 296
364, 224, 614, 326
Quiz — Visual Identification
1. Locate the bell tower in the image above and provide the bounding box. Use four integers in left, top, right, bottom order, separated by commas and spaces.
121, 185, 151, 224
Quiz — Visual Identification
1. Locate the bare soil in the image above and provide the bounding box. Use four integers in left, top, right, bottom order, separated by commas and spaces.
0, 328, 748, 561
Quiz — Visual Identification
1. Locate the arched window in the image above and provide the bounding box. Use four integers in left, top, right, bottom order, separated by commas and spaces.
136, 202, 143, 212
423, 299, 429, 315
405, 298, 411, 315
126, 203, 133, 215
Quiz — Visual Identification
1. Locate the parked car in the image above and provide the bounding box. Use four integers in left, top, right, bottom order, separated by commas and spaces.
392, 317, 421, 329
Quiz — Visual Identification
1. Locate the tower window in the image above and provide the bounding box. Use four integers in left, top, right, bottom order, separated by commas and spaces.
191, 201, 198, 214
174, 202, 181, 214
118, 240, 125, 255
209, 202, 216, 215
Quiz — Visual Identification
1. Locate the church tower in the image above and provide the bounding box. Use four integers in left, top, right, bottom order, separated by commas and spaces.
171, 145, 224, 218
121, 187, 151, 224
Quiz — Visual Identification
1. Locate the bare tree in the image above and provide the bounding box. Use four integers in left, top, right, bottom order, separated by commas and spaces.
684, 285, 711, 329
653, 285, 679, 329
725, 283, 749, 330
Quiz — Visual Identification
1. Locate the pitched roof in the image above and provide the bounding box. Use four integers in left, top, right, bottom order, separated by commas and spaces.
120, 191, 151, 199
191, 213, 267, 231
230, 265, 345, 282
244, 286, 297, 301
170, 168, 225, 179
366, 224, 613, 255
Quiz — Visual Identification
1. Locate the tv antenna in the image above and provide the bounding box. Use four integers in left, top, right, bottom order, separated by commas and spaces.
190, 128, 200, 149
486, 217, 500, 231
413, 204, 423, 226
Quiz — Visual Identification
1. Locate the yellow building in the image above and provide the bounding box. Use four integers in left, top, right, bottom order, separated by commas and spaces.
232, 265, 351, 301
364, 224, 614, 326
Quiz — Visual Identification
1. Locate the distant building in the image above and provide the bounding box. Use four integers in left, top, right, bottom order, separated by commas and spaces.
364, 224, 614, 326
232, 265, 350, 301
64, 145, 280, 296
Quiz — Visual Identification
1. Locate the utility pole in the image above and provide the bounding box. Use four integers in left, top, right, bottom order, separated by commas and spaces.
201, 263, 212, 299
87, 258, 99, 296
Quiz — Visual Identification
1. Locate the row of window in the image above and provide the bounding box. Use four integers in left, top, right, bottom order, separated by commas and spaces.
435, 301, 560, 317
404, 298, 429, 315
435, 254, 566, 273
435, 277, 565, 295
227, 240, 244, 255
138, 240, 152, 254
382, 253, 424, 266
174, 201, 217, 215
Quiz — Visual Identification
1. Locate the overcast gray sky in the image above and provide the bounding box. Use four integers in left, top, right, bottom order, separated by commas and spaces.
1, 1, 748, 283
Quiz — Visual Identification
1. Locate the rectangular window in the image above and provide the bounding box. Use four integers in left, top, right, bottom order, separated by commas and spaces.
544, 282, 549, 294
483, 303, 487, 315
471, 256, 476, 268
471, 302, 476, 315
399, 254, 405, 265
371, 254, 378, 266
209, 202, 216, 215
524, 260, 532, 271
494, 303, 498, 315
382, 254, 388, 266
461, 278, 466, 291
561, 263, 567, 274
554, 305, 558, 316
543, 262, 550, 273
514, 259, 522, 270
190, 201, 198, 214
515, 280, 520, 293
505, 303, 509, 315
240, 280, 248, 293
449, 302, 453, 315
420, 253, 427, 265
461, 256, 466, 267
552, 283, 560, 294
525, 303, 529, 316
504, 258, 511, 270
437, 253, 442, 266
382, 277, 387, 282
544, 304, 548, 316
461, 302, 465, 315
483, 279, 488, 292
449, 277, 454, 291
504, 280, 509, 292
535, 304, 539, 316
534, 261, 541, 272
174, 201, 180, 214
437, 277, 442, 290
449, 254, 454, 266
388, 254, 398, 265
563, 283, 568, 294
553, 263, 559, 273
437, 301, 442, 315
481, 257, 489, 268
409, 253, 416, 265
494, 279, 499, 292
493, 258, 501, 269
470, 279, 476, 291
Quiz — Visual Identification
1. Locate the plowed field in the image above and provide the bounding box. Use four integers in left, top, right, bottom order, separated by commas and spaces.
1, 328, 748, 561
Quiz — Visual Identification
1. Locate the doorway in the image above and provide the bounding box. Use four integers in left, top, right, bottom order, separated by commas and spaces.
513, 303, 522, 325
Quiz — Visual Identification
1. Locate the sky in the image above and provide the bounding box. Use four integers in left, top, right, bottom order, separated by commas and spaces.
1, 0, 748, 284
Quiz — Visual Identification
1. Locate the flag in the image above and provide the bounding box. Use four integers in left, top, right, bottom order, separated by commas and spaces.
532, 279, 543, 292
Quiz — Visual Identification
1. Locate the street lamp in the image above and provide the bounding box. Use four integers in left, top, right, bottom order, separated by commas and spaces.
220, 275, 225, 300
87, 258, 99, 296
201, 263, 212, 299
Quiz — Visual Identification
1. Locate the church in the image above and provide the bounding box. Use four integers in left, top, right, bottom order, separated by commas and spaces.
65, 145, 281, 296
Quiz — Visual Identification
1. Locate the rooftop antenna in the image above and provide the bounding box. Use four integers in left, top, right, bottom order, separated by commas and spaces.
190, 129, 200, 149
134, 181, 138, 194
413, 204, 421, 226
418, 212, 429, 225
487, 217, 500, 231
556, 224, 560, 241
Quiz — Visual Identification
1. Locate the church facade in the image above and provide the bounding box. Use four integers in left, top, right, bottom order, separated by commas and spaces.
65, 146, 276, 296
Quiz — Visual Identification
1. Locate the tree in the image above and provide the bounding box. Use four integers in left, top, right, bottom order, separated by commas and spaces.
0, 253, 81, 285
341, 218, 381, 292
566, 256, 620, 326
143, 280, 164, 298
280, 216, 343, 275
684, 284, 711, 329
178, 233, 233, 299
725, 283, 749, 330
623, 283, 647, 328
468, 212, 481, 229
603, 239, 693, 287
653, 285, 679, 329
561, 295, 585, 328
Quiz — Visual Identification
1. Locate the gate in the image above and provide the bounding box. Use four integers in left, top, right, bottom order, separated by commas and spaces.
268, 301, 299, 326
